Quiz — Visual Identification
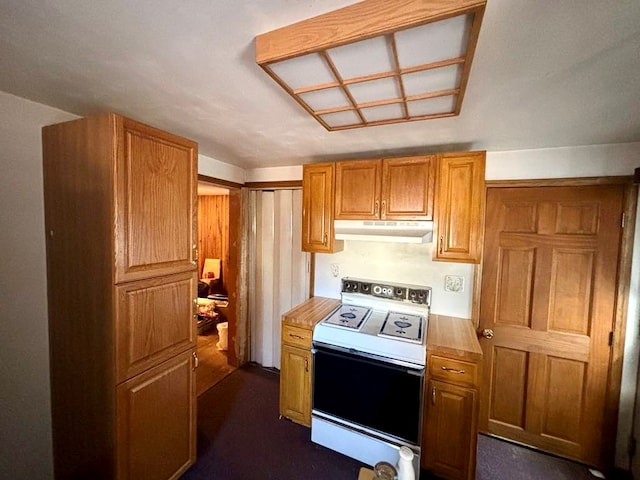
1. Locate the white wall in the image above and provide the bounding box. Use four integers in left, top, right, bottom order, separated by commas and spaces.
0, 92, 77, 479
245, 165, 303, 183
314, 242, 475, 318
618, 194, 640, 469
244, 143, 640, 184
486, 143, 640, 180
199, 153, 245, 184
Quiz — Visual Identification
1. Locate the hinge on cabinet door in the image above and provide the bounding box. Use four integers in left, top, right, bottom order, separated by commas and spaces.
609, 331, 614, 346
629, 435, 637, 458
622, 213, 626, 228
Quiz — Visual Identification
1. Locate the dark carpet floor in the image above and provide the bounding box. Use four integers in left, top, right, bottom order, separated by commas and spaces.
475, 435, 600, 480
181, 363, 606, 480
180, 363, 367, 480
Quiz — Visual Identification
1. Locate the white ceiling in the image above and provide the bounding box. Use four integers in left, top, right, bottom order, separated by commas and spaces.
1, 0, 639, 169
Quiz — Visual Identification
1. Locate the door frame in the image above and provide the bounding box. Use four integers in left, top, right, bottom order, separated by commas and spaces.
198, 174, 249, 367
472, 175, 637, 470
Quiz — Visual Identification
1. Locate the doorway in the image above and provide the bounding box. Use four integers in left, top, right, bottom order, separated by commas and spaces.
478, 183, 627, 468
196, 180, 238, 395
248, 189, 310, 369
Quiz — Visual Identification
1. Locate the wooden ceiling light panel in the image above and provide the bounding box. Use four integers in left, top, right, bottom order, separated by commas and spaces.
255, 0, 486, 131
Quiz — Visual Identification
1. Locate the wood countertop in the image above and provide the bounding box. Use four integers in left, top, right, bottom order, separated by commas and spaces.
281, 296, 340, 329
281, 299, 482, 361
427, 314, 483, 362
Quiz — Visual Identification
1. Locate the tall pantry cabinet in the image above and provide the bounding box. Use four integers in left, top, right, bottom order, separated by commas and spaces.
43, 113, 198, 480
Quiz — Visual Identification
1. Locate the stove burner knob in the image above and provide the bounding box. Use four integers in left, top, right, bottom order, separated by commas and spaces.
343, 281, 356, 292
373, 285, 382, 295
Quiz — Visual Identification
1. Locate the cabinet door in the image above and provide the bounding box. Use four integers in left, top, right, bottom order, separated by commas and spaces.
423, 379, 477, 480
117, 349, 196, 480
280, 344, 312, 426
334, 159, 381, 219
382, 156, 435, 220
302, 163, 342, 253
115, 271, 197, 383
115, 116, 198, 283
434, 152, 485, 263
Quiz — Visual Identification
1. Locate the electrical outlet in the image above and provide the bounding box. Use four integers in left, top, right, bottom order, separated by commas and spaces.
444, 275, 464, 293
330, 263, 340, 278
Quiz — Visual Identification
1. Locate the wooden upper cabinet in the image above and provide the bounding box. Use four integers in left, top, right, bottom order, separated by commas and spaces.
383, 156, 436, 219
335, 159, 381, 219
302, 163, 344, 253
434, 151, 486, 263
335, 156, 435, 220
115, 117, 198, 283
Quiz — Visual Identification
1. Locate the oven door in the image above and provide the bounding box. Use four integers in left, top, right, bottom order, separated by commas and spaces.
312, 343, 424, 445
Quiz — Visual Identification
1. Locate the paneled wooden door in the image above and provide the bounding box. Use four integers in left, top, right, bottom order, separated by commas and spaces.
479, 185, 624, 467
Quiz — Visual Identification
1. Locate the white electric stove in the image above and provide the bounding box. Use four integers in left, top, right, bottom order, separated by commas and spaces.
312, 277, 431, 366
311, 277, 432, 471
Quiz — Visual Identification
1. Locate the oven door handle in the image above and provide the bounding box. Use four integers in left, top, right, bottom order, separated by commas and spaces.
312, 344, 425, 375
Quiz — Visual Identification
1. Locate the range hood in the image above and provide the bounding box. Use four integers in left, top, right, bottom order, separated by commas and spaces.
334, 220, 434, 244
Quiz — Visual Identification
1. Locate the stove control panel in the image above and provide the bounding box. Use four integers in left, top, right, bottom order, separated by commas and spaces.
341, 278, 431, 305
408, 288, 431, 305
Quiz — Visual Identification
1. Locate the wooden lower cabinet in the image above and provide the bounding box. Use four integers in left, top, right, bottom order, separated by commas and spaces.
280, 343, 312, 426
422, 353, 480, 480
424, 380, 477, 480
279, 297, 341, 427
117, 350, 196, 480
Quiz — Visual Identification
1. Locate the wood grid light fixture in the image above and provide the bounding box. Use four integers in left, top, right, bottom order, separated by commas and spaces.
255, 0, 486, 131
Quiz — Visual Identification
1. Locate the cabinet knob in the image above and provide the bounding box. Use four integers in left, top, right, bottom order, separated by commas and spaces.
480, 328, 494, 339
193, 351, 199, 369
381, 200, 387, 219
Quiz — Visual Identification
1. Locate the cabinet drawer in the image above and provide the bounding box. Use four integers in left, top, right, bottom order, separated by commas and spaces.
429, 355, 479, 387
282, 324, 312, 349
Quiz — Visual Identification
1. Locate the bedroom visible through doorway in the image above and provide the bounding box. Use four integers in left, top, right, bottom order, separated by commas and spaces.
196, 181, 236, 395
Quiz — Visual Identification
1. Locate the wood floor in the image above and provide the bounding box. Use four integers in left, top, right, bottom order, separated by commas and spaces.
196, 330, 236, 396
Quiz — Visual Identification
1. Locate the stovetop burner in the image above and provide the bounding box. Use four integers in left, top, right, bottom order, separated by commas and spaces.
322, 304, 370, 330
313, 278, 432, 366
378, 311, 424, 343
